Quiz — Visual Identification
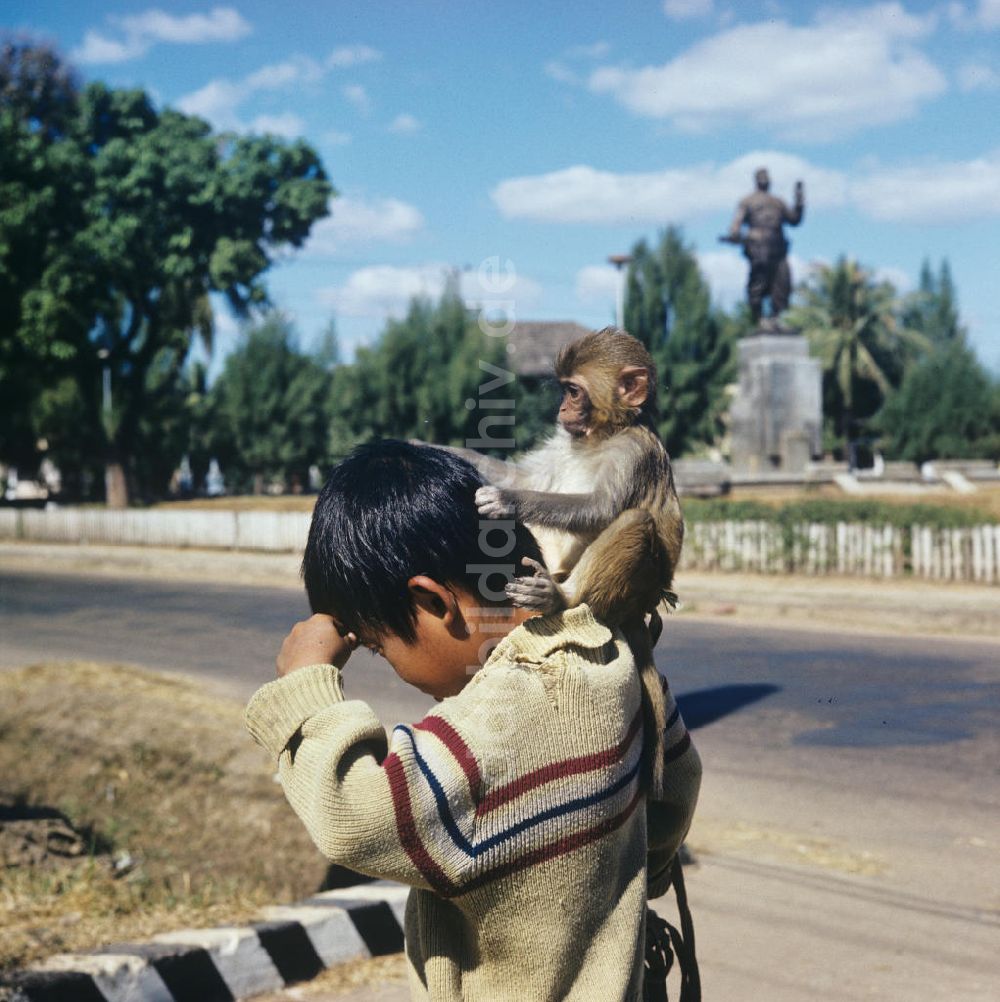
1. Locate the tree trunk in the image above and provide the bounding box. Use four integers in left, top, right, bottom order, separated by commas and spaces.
105, 460, 129, 508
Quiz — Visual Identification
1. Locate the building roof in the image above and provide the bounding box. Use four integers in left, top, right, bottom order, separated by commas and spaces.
510, 321, 592, 378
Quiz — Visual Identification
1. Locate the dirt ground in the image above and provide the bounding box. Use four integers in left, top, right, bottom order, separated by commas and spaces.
0, 660, 330, 972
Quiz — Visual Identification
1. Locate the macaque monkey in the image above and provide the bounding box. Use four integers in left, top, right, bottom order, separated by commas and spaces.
449, 327, 683, 793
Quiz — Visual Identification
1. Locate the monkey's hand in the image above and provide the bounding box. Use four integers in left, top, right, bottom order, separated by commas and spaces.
505, 557, 567, 615
476, 485, 516, 519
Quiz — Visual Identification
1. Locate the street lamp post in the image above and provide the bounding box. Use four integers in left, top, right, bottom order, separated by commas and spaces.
607, 254, 633, 330
97, 348, 111, 431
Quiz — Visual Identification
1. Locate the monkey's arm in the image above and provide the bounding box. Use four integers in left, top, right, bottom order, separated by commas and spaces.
477, 485, 616, 534
434, 445, 533, 488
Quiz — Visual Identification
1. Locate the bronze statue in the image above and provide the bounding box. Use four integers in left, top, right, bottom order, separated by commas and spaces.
720, 168, 804, 324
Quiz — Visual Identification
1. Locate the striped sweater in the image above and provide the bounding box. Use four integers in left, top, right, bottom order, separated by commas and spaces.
245, 605, 701, 1001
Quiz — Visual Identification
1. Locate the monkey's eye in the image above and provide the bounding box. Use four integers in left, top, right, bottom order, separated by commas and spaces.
564, 383, 581, 400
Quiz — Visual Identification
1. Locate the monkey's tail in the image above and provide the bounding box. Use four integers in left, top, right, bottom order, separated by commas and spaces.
624, 615, 667, 799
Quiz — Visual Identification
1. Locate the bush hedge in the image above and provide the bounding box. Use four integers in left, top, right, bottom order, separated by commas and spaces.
682, 498, 996, 529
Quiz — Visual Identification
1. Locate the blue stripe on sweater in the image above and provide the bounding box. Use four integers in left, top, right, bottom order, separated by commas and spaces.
393, 724, 641, 860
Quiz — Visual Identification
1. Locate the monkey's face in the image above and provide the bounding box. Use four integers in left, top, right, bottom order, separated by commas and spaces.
558, 378, 592, 438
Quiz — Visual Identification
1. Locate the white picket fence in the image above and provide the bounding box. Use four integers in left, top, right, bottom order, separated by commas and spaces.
682, 519, 1000, 583
0, 507, 312, 553
1, 509, 997, 584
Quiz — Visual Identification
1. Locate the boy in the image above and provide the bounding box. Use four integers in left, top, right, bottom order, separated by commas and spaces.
245, 440, 701, 1001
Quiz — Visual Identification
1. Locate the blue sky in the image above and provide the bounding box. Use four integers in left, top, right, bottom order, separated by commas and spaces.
7, 0, 1000, 372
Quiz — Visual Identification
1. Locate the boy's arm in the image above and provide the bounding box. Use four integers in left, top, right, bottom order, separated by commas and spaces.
245, 617, 475, 894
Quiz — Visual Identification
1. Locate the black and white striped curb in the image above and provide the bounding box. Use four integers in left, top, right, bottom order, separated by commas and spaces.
3, 881, 407, 1002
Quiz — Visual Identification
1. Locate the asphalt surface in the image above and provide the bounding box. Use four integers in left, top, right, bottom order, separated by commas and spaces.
2, 567, 998, 1000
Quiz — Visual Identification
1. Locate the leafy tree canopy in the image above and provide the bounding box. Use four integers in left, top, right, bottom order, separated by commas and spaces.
0, 40, 333, 504
785, 257, 928, 460
206, 313, 330, 493
876, 339, 1000, 464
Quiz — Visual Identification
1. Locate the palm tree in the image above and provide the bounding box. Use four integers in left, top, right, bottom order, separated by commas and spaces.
786, 257, 928, 465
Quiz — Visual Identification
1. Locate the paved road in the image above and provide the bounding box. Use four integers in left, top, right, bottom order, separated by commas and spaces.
2, 568, 998, 999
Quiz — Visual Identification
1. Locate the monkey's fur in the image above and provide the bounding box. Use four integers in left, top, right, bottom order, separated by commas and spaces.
455, 328, 683, 796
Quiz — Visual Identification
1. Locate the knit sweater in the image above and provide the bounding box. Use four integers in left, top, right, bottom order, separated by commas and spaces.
245, 605, 701, 1002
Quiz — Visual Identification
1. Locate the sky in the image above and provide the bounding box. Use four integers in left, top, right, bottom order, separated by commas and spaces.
7, 0, 1000, 373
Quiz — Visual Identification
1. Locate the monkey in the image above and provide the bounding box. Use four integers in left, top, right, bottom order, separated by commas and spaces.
447, 327, 684, 794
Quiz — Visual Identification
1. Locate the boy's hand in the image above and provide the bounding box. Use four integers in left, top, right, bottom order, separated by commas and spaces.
276, 614, 357, 678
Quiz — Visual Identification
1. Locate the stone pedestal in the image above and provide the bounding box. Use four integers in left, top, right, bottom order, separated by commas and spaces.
730, 327, 822, 473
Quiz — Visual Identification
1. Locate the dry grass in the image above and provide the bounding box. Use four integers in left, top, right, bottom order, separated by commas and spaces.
151, 495, 316, 512
0, 661, 329, 973
152, 484, 1000, 520
727, 482, 1000, 520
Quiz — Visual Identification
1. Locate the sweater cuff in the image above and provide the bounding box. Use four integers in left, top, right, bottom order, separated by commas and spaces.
244, 663, 345, 757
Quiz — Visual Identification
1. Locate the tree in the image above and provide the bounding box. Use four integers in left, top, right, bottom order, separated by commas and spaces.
623, 227, 735, 457
876, 339, 1000, 463
0, 42, 333, 505
0, 41, 85, 470
207, 314, 331, 494
327, 283, 509, 458
902, 258, 962, 347
785, 258, 928, 463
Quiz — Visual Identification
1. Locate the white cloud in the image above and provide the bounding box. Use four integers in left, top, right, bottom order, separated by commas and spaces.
324, 129, 353, 146
958, 62, 1000, 91
492, 150, 848, 224
546, 41, 611, 86
850, 151, 1000, 223
343, 84, 372, 113
545, 61, 579, 84
304, 196, 425, 255
388, 113, 422, 134
570, 41, 611, 58
948, 0, 1000, 28
873, 265, 913, 292
663, 0, 713, 19
73, 6, 250, 64
178, 56, 324, 131
245, 56, 323, 90
575, 265, 622, 307
326, 44, 382, 68
588, 3, 945, 140
248, 113, 306, 138
696, 250, 750, 307
318, 264, 542, 319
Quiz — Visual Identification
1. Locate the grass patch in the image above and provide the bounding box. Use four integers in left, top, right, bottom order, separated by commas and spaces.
685, 492, 1000, 528
0, 662, 328, 973
150, 495, 316, 512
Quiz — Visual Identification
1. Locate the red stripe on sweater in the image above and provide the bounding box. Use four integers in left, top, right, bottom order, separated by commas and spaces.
475, 709, 643, 818
413, 716, 481, 800
384, 750, 457, 896
455, 782, 644, 897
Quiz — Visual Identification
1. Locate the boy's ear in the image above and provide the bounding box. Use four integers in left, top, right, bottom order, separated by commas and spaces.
407, 576, 465, 632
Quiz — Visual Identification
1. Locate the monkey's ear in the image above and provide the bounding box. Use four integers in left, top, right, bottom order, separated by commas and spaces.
618, 366, 650, 408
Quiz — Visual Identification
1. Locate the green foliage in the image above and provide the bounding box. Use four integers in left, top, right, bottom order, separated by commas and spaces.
876, 339, 1000, 463
683, 497, 994, 530
206, 314, 330, 492
327, 284, 510, 458
786, 257, 928, 459
623, 227, 736, 457
0, 42, 333, 503
901, 258, 962, 347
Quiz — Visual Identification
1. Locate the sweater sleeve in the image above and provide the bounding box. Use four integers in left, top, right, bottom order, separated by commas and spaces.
245, 664, 476, 893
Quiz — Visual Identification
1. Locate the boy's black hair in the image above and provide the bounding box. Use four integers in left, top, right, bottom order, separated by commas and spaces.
303, 439, 544, 644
